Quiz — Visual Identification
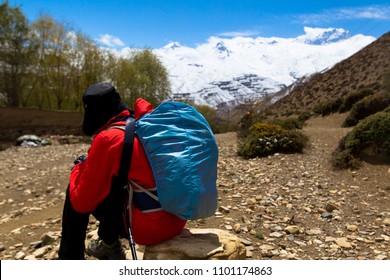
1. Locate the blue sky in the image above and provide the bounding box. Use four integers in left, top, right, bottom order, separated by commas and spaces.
8, 0, 390, 49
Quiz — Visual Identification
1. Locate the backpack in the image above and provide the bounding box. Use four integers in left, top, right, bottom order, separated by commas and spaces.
119, 101, 219, 220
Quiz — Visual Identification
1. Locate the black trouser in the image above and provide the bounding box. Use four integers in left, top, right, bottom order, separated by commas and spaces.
58, 182, 127, 260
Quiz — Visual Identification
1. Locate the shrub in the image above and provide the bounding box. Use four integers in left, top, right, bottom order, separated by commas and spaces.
343, 91, 390, 127
194, 104, 218, 133
384, 69, 390, 93
332, 111, 390, 169
313, 98, 343, 116
271, 117, 306, 130
298, 111, 313, 122
238, 122, 309, 159
331, 141, 362, 170
339, 88, 375, 113
237, 111, 264, 139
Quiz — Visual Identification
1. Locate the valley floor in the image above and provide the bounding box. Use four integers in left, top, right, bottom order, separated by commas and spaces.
0, 113, 389, 260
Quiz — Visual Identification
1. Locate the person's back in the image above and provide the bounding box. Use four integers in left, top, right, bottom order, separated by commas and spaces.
59, 83, 186, 260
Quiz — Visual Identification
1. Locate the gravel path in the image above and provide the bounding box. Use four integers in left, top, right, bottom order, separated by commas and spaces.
0, 114, 389, 260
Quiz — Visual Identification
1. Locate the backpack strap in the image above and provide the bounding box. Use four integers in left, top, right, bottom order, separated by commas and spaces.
118, 117, 135, 186
117, 118, 162, 213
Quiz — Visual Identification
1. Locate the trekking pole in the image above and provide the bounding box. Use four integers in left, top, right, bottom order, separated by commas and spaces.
118, 116, 137, 259
123, 201, 137, 260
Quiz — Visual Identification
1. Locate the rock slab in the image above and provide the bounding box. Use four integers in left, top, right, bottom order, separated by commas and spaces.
143, 228, 246, 260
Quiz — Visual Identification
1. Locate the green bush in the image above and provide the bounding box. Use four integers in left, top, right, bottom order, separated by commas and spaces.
332, 111, 390, 169
193, 104, 218, 133
384, 69, 390, 93
343, 91, 390, 127
298, 111, 313, 122
270, 117, 306, 130
238, 122, 309, 159
313, 98, 343, 116
339, 88, 375, 113
237, 111, 264, 139
331, 141, 362, 170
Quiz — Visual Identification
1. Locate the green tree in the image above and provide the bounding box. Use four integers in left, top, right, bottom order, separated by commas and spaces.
67, 31, 104, 110
30, 15, 80, 109
128, 49, 171, 107
29, 14, 57, 108
194, 104, 218, 133
109, 55, 139, 106
0, 1, 34, 106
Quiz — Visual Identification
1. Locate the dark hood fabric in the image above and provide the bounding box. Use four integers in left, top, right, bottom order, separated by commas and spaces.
82, 82, 128, 136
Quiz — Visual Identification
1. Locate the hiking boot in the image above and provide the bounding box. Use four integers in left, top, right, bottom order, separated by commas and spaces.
85, 239, 126, 260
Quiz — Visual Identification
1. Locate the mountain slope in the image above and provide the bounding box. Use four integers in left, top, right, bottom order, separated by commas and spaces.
150, 27, 376, 108
263, 31, 390, 117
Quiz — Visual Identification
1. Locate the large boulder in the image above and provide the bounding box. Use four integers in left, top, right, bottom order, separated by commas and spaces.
143, 228, 246, 260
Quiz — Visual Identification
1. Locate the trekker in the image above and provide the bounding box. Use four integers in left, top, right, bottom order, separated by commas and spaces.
58, 82, 186, 260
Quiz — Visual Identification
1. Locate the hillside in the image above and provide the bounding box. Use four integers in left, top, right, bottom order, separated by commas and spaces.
261, 31, 390, 118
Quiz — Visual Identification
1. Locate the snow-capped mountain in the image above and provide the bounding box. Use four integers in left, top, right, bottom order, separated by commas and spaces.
115, 27, 376, 108
150, 27, 376, 108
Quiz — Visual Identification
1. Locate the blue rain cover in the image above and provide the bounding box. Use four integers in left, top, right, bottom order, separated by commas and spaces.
135, 102, 218, 220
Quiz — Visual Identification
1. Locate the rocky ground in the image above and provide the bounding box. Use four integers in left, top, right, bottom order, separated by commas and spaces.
0, 113, 389, 260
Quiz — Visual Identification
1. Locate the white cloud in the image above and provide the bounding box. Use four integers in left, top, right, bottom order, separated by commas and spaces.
298, 5, 390, 24
218, 30, 260, 37
97, 34, 125, 47
338, 6, 390, 19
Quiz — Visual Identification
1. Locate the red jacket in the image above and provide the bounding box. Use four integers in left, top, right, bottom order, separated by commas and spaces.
69, 98, 186, 245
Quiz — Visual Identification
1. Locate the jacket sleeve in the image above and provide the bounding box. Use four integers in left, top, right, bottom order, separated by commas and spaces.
69, 131, 122, 213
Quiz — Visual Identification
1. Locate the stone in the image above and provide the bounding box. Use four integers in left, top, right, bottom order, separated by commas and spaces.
16, 135, 50, 147
15, 251, 26, 260
143, 228, 246, 260
269, 232, 284, 238
246, 247, 253, 258
246, 198, 257, 205
325, 202, 338, 212
29, 241, 43, 249
306, 228, 322, 235
284, 225, 300, 234
335, 238, 353, 249
233, 223, 241, 233
271, 226, 283, 232
219, 206, 230, 213
375, 254, 387, 260
259, 244, 275, 251
33, 246, 49, 258
346, 224, 358, 232
239, 238, 252, 246
41, 232, 57, 246
321, 212, 333, 219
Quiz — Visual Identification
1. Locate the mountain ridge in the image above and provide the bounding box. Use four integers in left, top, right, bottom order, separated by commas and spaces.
263, 31, 390, 118
149, 27, 376, 108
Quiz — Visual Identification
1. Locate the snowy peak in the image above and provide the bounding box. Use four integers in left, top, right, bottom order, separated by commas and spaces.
152, 27, 376, 108
171, 74, 286, 108
163, 41, 182, 50
215, 41, 231, 58
298, 27, 350, 45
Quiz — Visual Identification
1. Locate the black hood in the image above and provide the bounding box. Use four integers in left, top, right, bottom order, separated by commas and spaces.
82, 82, 128, 136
